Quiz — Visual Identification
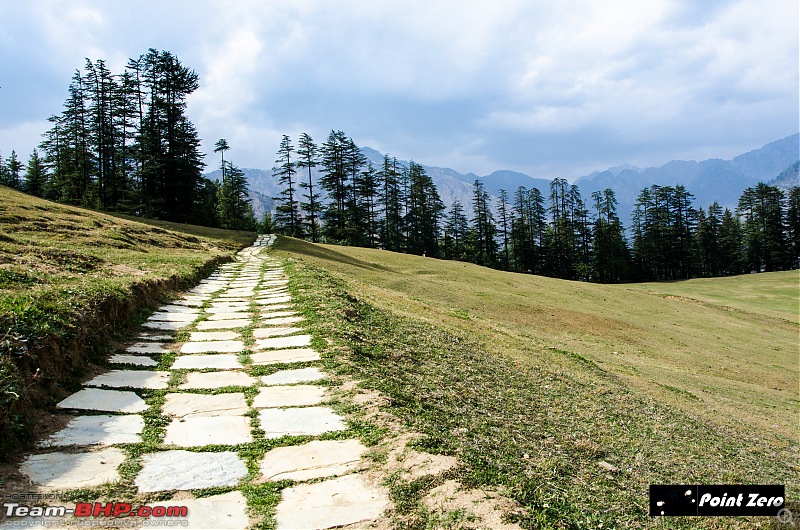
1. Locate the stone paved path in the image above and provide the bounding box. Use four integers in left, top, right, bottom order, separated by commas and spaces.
16, 234, 390, 529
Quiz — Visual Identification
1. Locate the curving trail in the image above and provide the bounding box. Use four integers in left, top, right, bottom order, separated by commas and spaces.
16, 235, 390, 529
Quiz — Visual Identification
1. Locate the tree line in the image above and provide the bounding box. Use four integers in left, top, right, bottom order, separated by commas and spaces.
0, 49, 257, 231
2, 55, 797, 283
269, 131, 799, 283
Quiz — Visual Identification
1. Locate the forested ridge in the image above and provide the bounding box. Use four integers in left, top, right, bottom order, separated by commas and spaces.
2, 50, 798, 283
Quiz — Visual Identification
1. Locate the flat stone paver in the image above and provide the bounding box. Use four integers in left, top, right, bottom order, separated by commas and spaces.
127, 342, 169, 354
162, 393, 248, 418
261, 368, 327, 385
258, 296, 293, 305
147, 492, 249, 530
196, 319, 251, 330
275, 474, 389, 530
57, 388, 148, 413
261, 316, 305, 326
143, 320, 190, 331
136, 450, 247, 492
261, 439, 366, 482
136, 332, 173, 341
255, 335, 312, 350
157, 304, 201, 314
148, 312, 198, 322
205, 305, 250, 313
253, 385, 326, 408
21, 448, 126, 490
163, 416, 252, 446
39, 415, 144, 447
172, 354, 243, 370
259, 407, 345, 438
206, 312, 251, 321
188, 331, 240, 342
252, 327, 303, 339
251, 348, 320, 365
179, 371, 257, 389
180, 340, 244, 353
257, 304, 292, 312
86, 370, 170, 390
259, 311, 297, 319
109, 354, 158, 367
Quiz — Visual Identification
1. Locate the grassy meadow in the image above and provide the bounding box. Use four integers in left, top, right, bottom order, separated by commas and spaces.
275, 236, 798, 528
0, 186, 255, 457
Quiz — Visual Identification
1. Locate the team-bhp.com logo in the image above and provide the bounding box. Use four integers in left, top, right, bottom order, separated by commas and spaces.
3, 501, 188, 527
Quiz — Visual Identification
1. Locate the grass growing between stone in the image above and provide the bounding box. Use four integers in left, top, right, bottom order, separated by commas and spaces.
0, 187, 256, 459
275, 238, 798, 529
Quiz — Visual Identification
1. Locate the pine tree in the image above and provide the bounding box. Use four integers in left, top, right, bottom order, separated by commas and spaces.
358, 162, 381, 248
273, 135, 303, 237
3, 150, 23, 189
216, 161, 256, 230
590, 189, 629, 282
296, 133, 321, 242
23, 150, 47, 197
319, 130, 350, 242
497, 189, 511, 270
468, 180, 498, 267
443, 200, 469, 261
786, 186, 800, 269
379, 155, 405, 252
738, 183, 786, 272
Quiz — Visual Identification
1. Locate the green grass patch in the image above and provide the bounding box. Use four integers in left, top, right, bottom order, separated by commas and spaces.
0, 187, 255, 458
276, 242, 798, 529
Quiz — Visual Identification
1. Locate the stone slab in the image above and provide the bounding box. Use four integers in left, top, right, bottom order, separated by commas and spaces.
196, 319, 251, 330
163, 416, 252, 447
148, 492, 249, 530
148, 312, 198, 322
136, 450, 247, 492
255, 335, 311, 350
261, 368, 327, 385
188, 331, 240, 343
40, 415, 144, 447
172, 354, 243, 370
261, 304, 297, 315
143, 320, 190, 331
171, 297, 207, 308
259, 310, 297, 319
21, 448, 126, 490
56, 388, 148, 413
86, 370, 170, 390
251, 348, 320, 365
179, 371, 257, 389
259, 407, 345, 438
261, 316, 305, 326
162, 393, 248, 418
157, 304, 201, 314
180, 340, 245, 353
252, 327, 303, 339
205, 305, 250, 313
127, 342, 169, 354
275, 474, 389, 530
136, 332, 173, 341
261, 439, 366, 482
253, 385, 326, 408
258, 295, 293, 305
109, 354, 158, 367
206, 312, 251, 321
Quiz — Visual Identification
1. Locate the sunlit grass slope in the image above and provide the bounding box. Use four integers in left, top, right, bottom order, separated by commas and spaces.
275, 236, 798, 528
0, 186, 255, 456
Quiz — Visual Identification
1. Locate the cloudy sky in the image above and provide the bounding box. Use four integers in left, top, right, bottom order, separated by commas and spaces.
0, 0, 797, 180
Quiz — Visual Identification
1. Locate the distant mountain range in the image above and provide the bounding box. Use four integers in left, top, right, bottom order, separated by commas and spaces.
205, 133, 799, 225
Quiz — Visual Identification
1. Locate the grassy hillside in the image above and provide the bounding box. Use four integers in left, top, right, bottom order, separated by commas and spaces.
275, 236, 798, 528
0, 186, 255, 457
